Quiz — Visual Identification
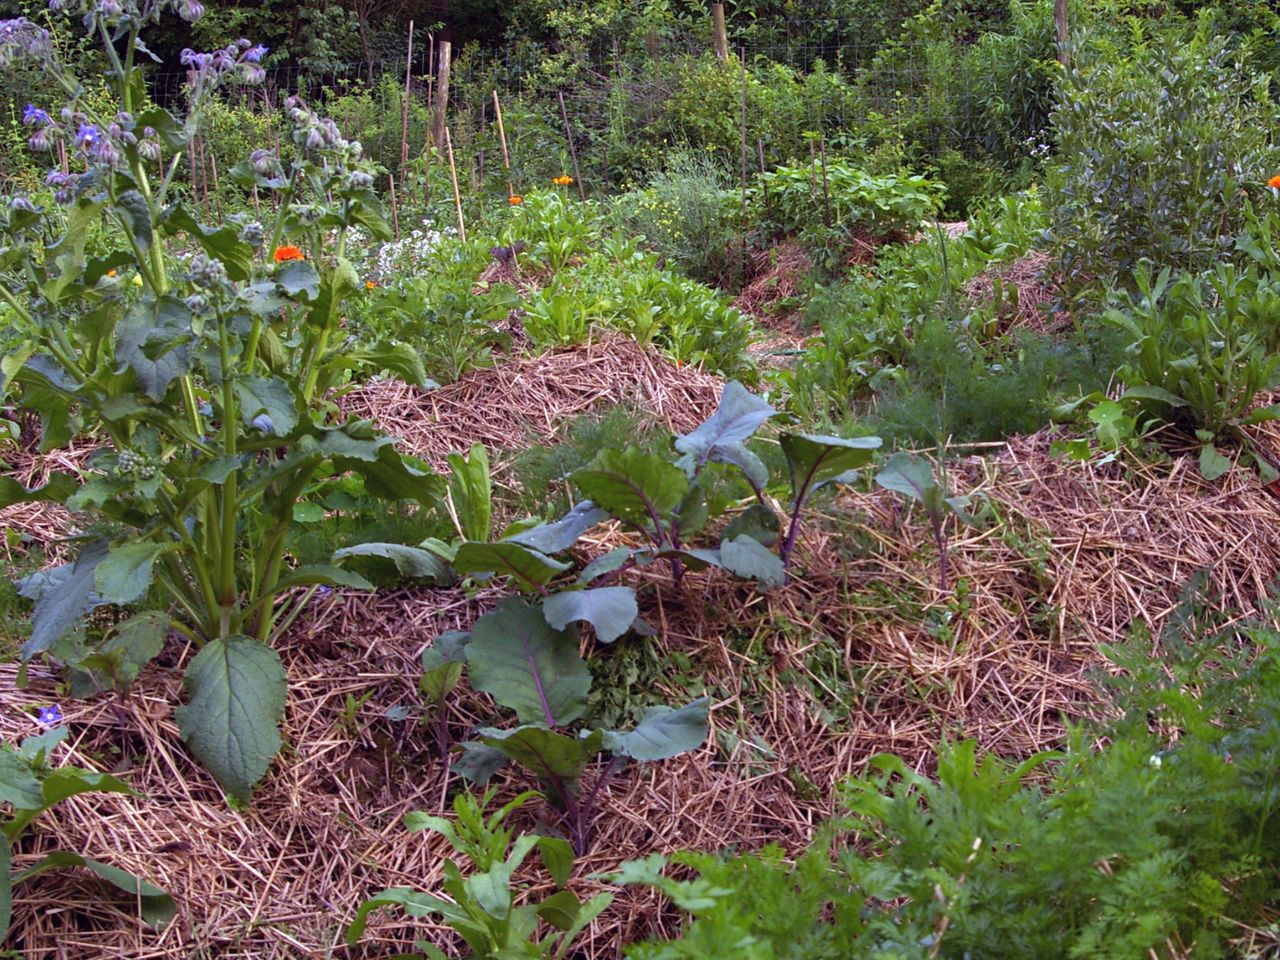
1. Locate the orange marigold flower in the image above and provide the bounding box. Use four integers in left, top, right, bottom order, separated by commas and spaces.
552, 175, 574, 186
1269, 175, 1280, 191
366, 280, 377, 290
508, 195, 523, 205
273, 245, 305, 263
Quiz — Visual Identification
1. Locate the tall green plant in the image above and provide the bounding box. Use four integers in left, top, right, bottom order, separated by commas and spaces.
0, 5, 444, 800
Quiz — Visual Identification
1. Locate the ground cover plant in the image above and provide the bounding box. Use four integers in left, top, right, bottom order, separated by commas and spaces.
4, 0, 1280, 957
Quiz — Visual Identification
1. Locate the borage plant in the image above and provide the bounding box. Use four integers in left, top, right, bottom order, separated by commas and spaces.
0, 4, 442, 801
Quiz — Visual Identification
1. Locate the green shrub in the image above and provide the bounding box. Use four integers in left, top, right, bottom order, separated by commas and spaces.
1046, 18, 1280, 298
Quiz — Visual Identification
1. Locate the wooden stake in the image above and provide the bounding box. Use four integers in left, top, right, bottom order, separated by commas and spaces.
444, 126, 467, 243
388, 173, 401, 240
818, 135, 832, 228
432, 40, 452, 150
558, 91, 586, 200
492, 89, 514, 197
739, 47, 748, 279
712, 3, 729, 62
400, 20, 414, 170
209, 148, 224, 220
1054, 0, 1070, 67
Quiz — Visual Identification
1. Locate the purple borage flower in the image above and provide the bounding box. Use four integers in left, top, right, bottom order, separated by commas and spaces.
22, 103, 50, 126
245, 44, 268, 63
35, 704, 63, 728
251, 413, 275, 434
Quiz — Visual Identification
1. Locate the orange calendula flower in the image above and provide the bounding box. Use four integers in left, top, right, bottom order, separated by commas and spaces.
508, 195, 523, 205
1269, 175, 1280, 189
552, 175, 574, 186
366, 280, 376, 290
273, 245, 305, 263
106, 269, 117, 278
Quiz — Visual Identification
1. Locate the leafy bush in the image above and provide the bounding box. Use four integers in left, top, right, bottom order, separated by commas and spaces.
1046, 18, 1280, 297
619, 598, 1280, 959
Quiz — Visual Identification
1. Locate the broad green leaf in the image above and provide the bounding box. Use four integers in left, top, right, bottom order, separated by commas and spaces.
447, 443, 492, 542
133, 107, 189, 150
115, 191, 152, 257
332, 543, 451, 582
14, 852, 173, 927
452, 742, 510, 784
536, 836, 576, 889
94, 541, 177, 605
20, 540, 110, 660
465, 598, 590, 726
270, 564, 374, 593
0, 472, 77, 509
477, 725, 604, 783
718, 536, 786, 589
236, 377, 297, 437
197, 457, 240, 485
176, 636, 286, 802
292, 502, 325, 523
577, 546, 634, 584
43, 197, 101, 302
537, 889, 583, 931
160, 205, 254, 281
275, 260, 320, 300
332, 341, 432, 388
346, 888, 451, 945
453, 542, 571, 592
874, 452, 936, 505
420, 631, 467, 704
674, 381, 775, 467
94, 611, 169, 687
39, 768, 134, 807
602, 697, 709, 761
505, 501, 608, 554
328, 440, 445, 505
1121, 384, 1188, 407
1199, 443, 1232, 481
572, 447, 689, 529
115, 296, 193, 401
0, 750, 43, 809
542, 587, 639, 644
723, 503, 781, 547
781, 432, 881, 509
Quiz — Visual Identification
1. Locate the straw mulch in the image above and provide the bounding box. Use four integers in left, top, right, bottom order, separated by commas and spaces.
0, 439, 98, 561
7, 419, 1280, 958
962, 250, 1070, 334
341, 334, 723, 478
732, 242, 810, 327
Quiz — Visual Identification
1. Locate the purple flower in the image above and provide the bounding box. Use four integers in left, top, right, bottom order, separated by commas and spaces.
178, 0, 205, 22
76, 123, 100, 148
35, 704, 63, 728
251, 413, 275, 434
245, 44, 268, 63
22, 103, 50, 126
315, 585, 333, 597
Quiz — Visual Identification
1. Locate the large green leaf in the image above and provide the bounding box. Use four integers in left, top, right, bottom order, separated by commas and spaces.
476, 725, 604, 783
453, 542, 571, 592
874, 452, 971, 523
19, 540, 111, 660
0, 472, 77, 509
420, 631, 468, 706
115, 296, 193, 402
572, 447, 689, 530
447, 444, 492, 542
452, 742, 511, 784
602, 697, 709, 761
0, 750, 43, 810
38, 767, 134, 807
465, 598, 590, 726
94, 541, 177, 605
723, 503, 781, 547
275, 260, 320, 300
115, 191, 153, 257
175, 636, 286, 802
326, 436, 444, 505
269, 563, 374, 593
346, 888, 452, 945
781, 432, 882, 509
13, 852, 174, 927
332, 543, 451, 582
674, 381, 774, 486
542, 587, 638, 644
718, 535, 786, 589
505, 501, 607, 554
160, 205, 254, 281
236, 377, 297, 437
42, 197, 101, 302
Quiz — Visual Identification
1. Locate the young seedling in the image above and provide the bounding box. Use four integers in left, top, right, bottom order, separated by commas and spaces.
875, 452, 974, 592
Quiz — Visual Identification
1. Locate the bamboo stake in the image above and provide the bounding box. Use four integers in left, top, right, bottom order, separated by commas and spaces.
400, 20, 414, 170
388, 172, 401, 240
444, 126, 467, 243
818, 134, 832, 228
557, 91, 586, 200
492, 89, 514, 197
432, 40, 452, 149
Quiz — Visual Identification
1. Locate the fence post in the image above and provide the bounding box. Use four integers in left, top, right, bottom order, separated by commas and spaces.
712, 3, 729, 62
432, 40, 452, 150
1055, 0, 1069, 67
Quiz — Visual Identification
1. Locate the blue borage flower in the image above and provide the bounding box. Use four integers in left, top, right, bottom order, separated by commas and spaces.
22, 103, 50, 126
251, 413, 275, 434
75, 123, 100, 148
245, 44, 268, 63
35, 704, 63, 728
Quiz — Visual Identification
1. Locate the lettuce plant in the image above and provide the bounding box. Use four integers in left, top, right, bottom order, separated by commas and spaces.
0, 4, 443, 800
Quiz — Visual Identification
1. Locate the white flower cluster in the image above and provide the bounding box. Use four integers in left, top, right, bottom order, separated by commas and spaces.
366, 223, 451, 286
